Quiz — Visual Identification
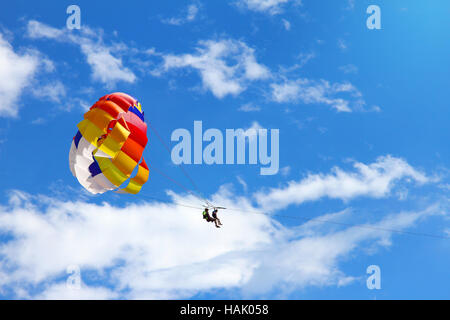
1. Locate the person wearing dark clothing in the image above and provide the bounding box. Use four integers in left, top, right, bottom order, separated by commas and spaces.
202, 208, 220, 228
212, 209, 222, 226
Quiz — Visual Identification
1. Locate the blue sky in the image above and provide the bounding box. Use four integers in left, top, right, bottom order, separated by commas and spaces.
0, 0, 449, 299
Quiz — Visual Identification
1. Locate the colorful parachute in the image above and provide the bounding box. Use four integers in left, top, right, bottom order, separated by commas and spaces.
69, 92, 149, 194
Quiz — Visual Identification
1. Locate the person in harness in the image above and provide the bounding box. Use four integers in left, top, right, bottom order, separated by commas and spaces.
202, 208, 220, 228
212, 208, 222, 226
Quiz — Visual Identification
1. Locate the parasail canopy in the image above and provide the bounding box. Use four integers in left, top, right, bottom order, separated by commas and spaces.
69, 92, 149, 194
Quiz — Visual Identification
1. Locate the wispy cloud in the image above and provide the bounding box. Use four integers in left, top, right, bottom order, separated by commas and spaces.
37, 283, 117, 300
27, 20, 136, 88
162, 3, 200, 26
239, 102, 261, 112
228, 121, 264, 144
30, 81, 66, 103
345, 0, 355, 11
0, 33, 40, 117
270, 78, 364, 112
338, 38, 348, 51
296, 52, 316, 67
339, 64, 358, 74
155, 39, 270, 98
282, 19, 291, 30
237, 176, 248, 192
255, 155, 430, 212
235, 0, 300, 15
0, 185, 444, 299
276, 52, 315, 75
279, 166, 291, 176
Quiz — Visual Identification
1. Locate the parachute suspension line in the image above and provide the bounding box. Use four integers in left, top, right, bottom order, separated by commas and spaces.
223, 208, 450, 240
146, 120, 213, 207
128, 195, 450, 241
134, 193, 205, 210
145, 162, 202, 201
137, 120, 447, 240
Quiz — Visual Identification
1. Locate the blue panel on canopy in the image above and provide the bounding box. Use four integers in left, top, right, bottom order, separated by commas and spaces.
74, 131, 82, 148
88, 159, 102, 177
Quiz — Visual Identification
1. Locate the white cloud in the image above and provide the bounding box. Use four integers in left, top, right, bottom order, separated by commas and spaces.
370, 105, 382, 112
31, 81, 66, 103
346, 0, 355, 11
31, 117, 46, 125
338, 39, 348, 51
237, 176, 248, 192
0, 186, 443, 299
276, 52, 315, 76
37, 283, 117, 300
0, 189, 276, 298
81, 44, 136, 85
339, 64, 358, 74
280, 166, 291, 176
27, 20, 136, 87
27, 21, 63, 39
241, 204, 443, 296
162, 3, 200, 25
0, 30, 69, 116
187, 4, 200, 21
271, 78, 364, 112
296, 51, 315, 67
242, 121, 263, 142
25, 20, 374, 115
255, 155, 430, 212
158, 39, 270, 98
238, 102, 261, 112
236, 0, 297, 15
282, 19, 291, 30
0, 33, 40, 117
